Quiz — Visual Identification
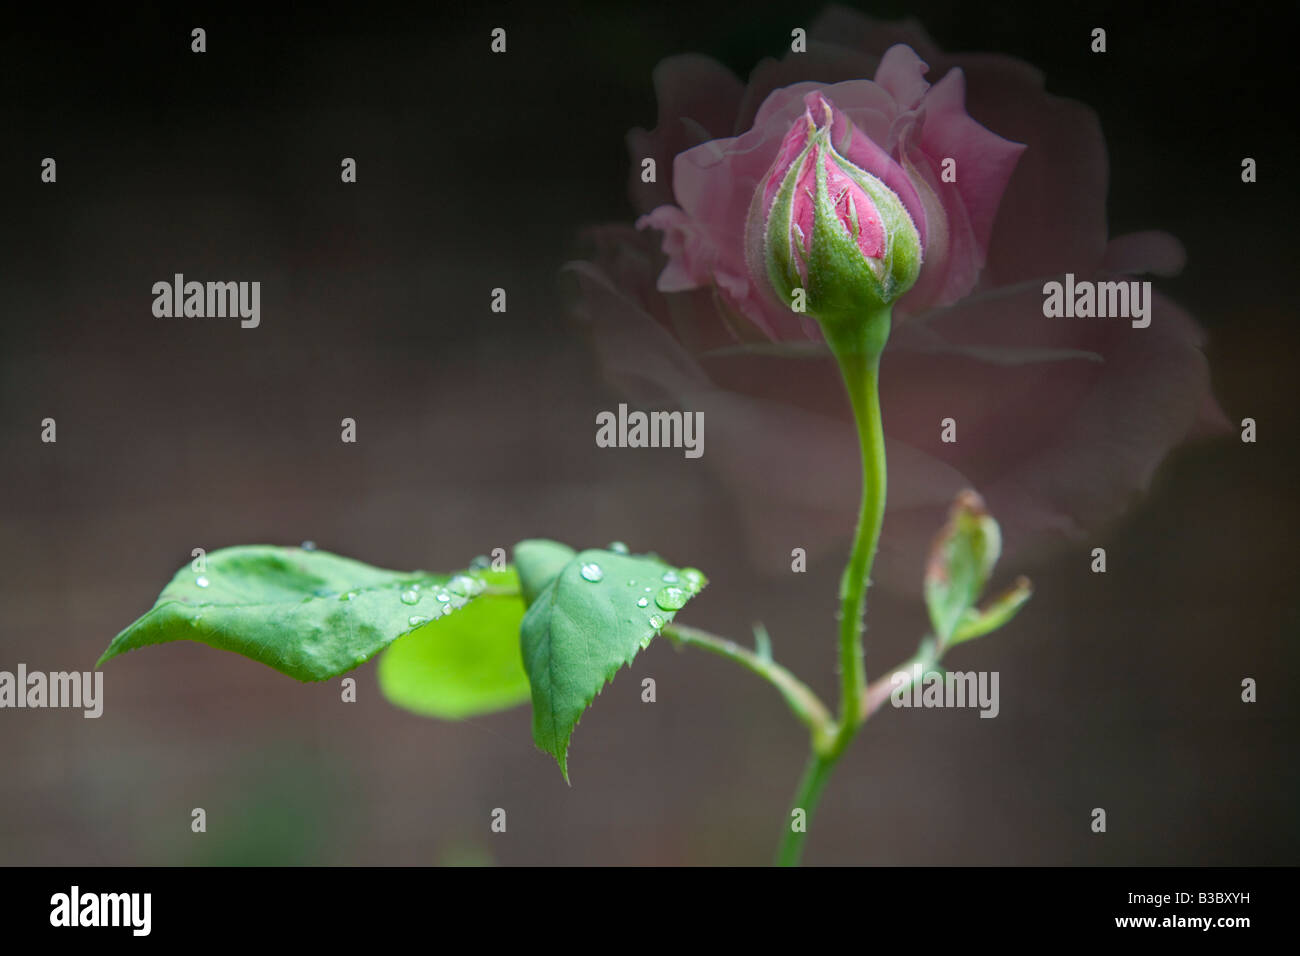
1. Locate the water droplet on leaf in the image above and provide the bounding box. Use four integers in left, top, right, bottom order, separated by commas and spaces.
580, 563, 605, 583
448, 575, 476, 596
195, 576, 210, 588
608, 541, 630, 554
648, 614, 665, 630
400, 589, 420, 605
655, 586, 687, 611
636, 597, 649, 608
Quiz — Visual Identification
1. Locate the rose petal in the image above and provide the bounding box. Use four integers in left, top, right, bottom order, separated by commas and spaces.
874, 43, 932, 109
1103, 231, 1188, 276
627, 54, 747, 215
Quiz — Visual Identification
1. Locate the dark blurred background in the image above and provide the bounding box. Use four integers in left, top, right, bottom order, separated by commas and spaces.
0, 0, 1295, 865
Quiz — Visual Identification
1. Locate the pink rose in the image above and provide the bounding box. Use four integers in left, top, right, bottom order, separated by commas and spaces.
745, 91, 924, 319
569, 9, 1227, 588
639, 45, 1024, 336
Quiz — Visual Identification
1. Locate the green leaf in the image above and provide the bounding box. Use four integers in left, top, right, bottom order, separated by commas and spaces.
377, 567, 531, 719
924, 491, 1001, 645
520, 546, 706, 782
97, 545, 497, 682
513, 539, 576, 606
950, 576, 1033, 646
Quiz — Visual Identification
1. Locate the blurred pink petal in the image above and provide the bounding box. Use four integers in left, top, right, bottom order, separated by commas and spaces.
627, 54, 747, 215
1103, 231, 1188, 276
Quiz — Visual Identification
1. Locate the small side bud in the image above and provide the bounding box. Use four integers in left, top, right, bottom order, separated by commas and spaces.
924, 490, 1003, 647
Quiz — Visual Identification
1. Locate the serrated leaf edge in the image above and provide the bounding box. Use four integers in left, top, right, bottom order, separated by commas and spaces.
97, 562, 512, 681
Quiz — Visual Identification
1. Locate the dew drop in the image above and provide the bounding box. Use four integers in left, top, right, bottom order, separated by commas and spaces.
636, 597, 649, 608
435, 590, 452, 603
580, 563, 605, 583
301, 540, 317, 551
681, 568, 704, 592
195, 576, 210, 588
448, 575, 475, 596
608, 541, 630, 555
639, 634, 653, 650
407, 615, 429, 628
400, 589, 420, 605
648, 614, 666, 630
655, 586, 688, 611
661, 570, 680, 584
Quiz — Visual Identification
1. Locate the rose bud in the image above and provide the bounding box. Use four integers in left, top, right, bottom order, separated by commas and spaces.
924, 489, 1024, 651
746, 93, 923, 333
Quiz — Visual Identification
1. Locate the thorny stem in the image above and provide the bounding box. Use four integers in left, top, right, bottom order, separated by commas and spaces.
776, 754, 836, 866
668, 308, 900, 865
775, 307, 891, 866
